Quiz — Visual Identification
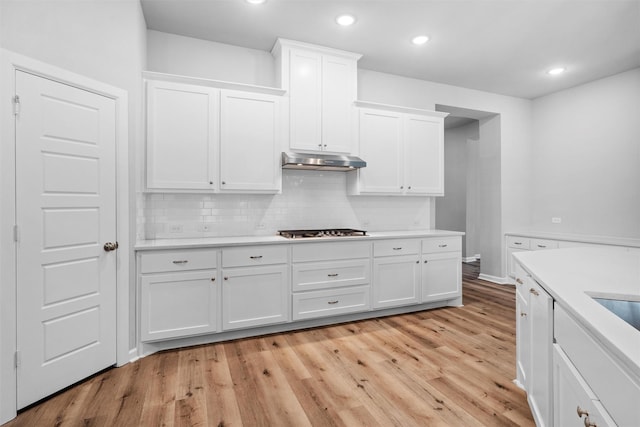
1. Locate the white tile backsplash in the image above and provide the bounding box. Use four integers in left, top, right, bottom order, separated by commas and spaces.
138, 170, 433, 240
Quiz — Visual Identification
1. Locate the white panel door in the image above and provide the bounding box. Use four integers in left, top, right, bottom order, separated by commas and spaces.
219, 90, 281, 193
357, 109, 404, 194
146, 80, 218, 190
421, 252, 462, 302
15, 71, 117, 408
322, 54, 355, 153
288, 49, 322, 152
372, 255, 421, 308
404, 114, 444, 195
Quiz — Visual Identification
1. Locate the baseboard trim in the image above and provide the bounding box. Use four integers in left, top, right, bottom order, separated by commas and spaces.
478, 273, 510, 285
462, 256, 478, 263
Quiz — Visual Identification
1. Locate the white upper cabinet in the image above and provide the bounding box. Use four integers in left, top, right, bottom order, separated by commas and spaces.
219, 89, 281, 193
272, 39, 361, 154
146, 79, 218, 190
145, 72, 284, 193
348, 102, 447, 196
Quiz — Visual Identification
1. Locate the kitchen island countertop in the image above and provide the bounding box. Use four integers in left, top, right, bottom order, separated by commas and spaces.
514, 247, 640, 377
134, 229, 465, 251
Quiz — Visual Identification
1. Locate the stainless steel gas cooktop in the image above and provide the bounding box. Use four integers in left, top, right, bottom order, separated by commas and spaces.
278, 228, 367, 239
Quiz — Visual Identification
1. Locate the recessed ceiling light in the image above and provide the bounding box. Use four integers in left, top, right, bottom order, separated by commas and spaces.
245, 0, 266, 4
336, 14, 356, 26
412, 35, 430, 45
547, 67, 566, 75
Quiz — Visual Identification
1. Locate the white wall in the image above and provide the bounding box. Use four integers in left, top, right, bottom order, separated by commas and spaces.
531, 68, 640, 238
0, 1, 146, 422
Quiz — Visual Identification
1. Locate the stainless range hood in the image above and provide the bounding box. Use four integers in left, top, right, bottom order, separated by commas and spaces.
281, 152, 366, 171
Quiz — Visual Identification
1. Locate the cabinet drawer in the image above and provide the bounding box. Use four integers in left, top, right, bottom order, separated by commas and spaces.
422, 237, 461, 253
507, 236, 531, 250
555, 305, 640, 426
292, 285, 371, 321
531, 238, 559, 250
222, 245, 288, 267
139, 249, 218, 273
292, 241, 371, 262
374, 239, 420, 257
292, 259, 370, 292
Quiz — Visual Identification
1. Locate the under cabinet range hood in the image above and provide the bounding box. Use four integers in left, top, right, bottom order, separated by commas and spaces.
281, 152, 366, 171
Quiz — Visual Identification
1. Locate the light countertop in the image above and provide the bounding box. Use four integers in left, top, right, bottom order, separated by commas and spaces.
135, 229, 464, 251
514, 247, 640, 376
506, 230, 640, 248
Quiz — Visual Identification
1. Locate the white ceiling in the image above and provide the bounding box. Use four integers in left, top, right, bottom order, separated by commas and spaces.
140, 0, 640, 99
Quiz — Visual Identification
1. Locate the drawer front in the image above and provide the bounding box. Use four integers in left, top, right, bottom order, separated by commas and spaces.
374, 239, 420, 257
292, 241, 371, 262
292, 285, 371, 321
507, 236, 531, 250
555, 305, 640, 426
531, 238, 559, 250
222, 245, 288, 268
422, 237, 461, 254
140, 249, 218, 273
292, 259, 370, 292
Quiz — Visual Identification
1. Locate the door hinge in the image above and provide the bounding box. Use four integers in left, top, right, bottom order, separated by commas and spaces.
13, 225, 19, 242
13, 95, 20, 116
15, 351, 21, 368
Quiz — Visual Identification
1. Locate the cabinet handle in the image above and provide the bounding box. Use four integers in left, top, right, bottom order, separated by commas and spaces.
222, 181, 226, 185
172, 260, 188, 264
209, 181, 213, 185
520, 312, 527, 317
514, 242, 522, 245
516, 278, 523, 284
416, 260, 419, 264
400, 186, 404, 189
318, 144, 323, 148
424, 260, 428, 263
530, 288, 540, 296
323, 144, 327, 148
327, 300, 339, 305
250, 255, 263, 259
328, 273, 339, 277
224, 277, 229, 281
392, 247, 402, 251
438, 244, 448, 248
408, 186, 412, 190
537, 244, 546, 248
211, 277, 216, 282
583, 416, 597, 427
577, 406, 589, 418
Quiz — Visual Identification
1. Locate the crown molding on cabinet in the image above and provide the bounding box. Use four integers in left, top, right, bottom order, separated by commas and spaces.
142, 71, 286, 96
354, 100, 449, 118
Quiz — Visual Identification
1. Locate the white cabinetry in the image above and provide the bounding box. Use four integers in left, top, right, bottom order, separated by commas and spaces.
145, 73, 284, 193
139, 249, 219, 341
507, 236, 559, 280
514, 261, 553, 427
348, 102, 447, 196
146, 80, 218, 190
421, 237, 462, 303
221, 246, 289, 330
373, 239, 421, 308
292, 241, 371, 320
272, 39, 361, 154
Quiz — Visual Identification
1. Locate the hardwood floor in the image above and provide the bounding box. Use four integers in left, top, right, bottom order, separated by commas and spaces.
6, 262, 534, 427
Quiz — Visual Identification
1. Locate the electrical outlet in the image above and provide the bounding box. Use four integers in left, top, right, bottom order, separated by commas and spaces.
551, 217, 562, 224
168, 224, 183, 233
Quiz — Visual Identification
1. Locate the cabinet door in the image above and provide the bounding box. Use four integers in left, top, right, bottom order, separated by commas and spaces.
357, 109, 404, 194
528, 279, 553, 427
553, 344, 617, 427
219, 90, 281, 193
404, 114, 444, 195
222, 265, 289, 330
322, 54, 356, 153
515, 287, 530, 388
146, 80, 218, 190
140, 271, 218, 341
288, 48, 322, 152
421, 252, 461, 302
373, 255, 421, 308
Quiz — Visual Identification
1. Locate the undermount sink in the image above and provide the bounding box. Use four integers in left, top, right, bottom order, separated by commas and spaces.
592, 297, 640, 332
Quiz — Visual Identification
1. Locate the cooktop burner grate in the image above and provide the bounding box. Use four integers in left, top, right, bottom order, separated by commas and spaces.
278, 228, 367, 239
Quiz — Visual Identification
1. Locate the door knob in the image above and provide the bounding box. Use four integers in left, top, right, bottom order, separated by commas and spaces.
103, 242, 119, 252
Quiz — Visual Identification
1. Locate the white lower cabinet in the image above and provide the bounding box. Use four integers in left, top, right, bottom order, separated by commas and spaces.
421, 253, 461, 303
139, 249, 219, 342
373, 239, 421, 309
221, 245, 289, 331
553, 344, 616, 427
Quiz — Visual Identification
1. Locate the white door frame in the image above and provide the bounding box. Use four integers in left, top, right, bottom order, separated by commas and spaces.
0, 49, 131, 424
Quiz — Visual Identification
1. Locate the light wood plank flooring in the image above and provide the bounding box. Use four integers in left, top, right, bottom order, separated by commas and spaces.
6, 262, 534, 426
